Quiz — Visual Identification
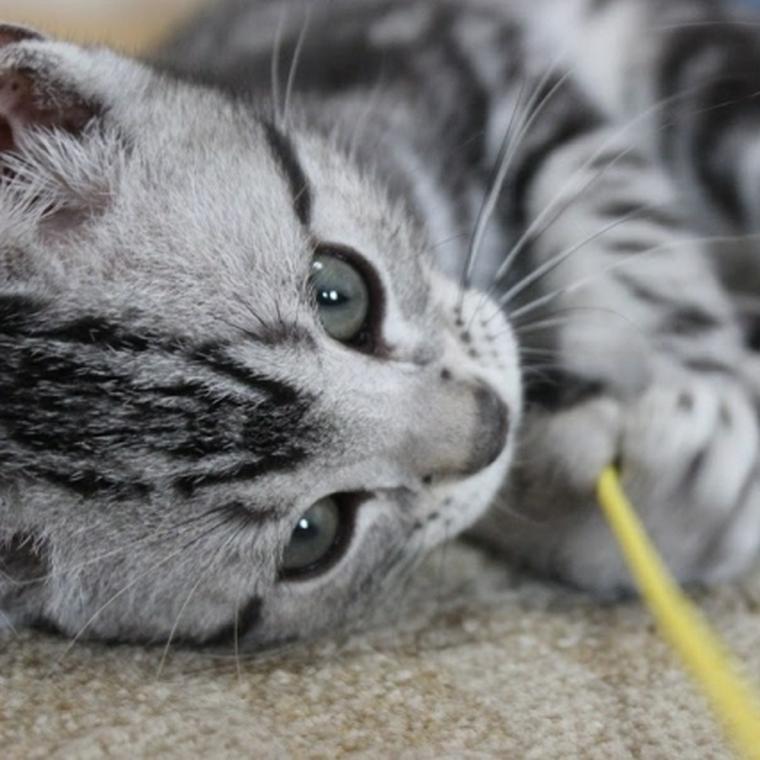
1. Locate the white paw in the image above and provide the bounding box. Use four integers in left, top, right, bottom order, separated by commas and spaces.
478, 375, 760, 593
561, 376, 760, 591
617, 378, 760, 582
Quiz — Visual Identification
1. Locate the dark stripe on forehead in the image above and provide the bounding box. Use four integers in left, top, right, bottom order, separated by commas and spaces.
173, 452, 303, 497
262, 121, 313, 226
0, 307, 318, 500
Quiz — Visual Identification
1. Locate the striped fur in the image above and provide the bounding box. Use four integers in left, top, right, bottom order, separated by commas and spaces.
1, 0, 760, 647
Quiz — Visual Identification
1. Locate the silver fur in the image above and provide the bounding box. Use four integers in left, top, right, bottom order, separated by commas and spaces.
1, 0, 760, 648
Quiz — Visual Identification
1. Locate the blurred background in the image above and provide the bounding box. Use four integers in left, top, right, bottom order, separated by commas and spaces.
0, 0, 760, 51
1, 1, 760, 53
0, 0, 205, 50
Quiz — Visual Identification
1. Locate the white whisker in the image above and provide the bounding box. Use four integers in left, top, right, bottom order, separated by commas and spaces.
498, 204, 650, 308
271, 8, 288, 125
283, 6, 312, 127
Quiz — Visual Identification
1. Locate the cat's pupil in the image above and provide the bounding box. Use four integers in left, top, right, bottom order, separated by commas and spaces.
317, 287, 347, 306
311, 251, 369, 342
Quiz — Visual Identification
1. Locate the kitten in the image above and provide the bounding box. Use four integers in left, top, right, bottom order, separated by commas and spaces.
0, 0, 758, 649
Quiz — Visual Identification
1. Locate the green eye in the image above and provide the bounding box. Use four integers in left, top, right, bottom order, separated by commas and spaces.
311, 251, 370, 343
281, 497, 343, 578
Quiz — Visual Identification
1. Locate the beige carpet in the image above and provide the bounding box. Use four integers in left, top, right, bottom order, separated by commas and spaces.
2, 542, 760, 758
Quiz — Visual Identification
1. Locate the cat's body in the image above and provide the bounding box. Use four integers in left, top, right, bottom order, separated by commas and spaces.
1, 0, 760, 647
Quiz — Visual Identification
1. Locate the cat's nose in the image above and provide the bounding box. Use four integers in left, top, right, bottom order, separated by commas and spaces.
403, 377, 510, 481
468, 383, 510, 473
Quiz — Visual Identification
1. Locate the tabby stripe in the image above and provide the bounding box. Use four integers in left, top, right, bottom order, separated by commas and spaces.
587, 149, 647, 172
510, 107, 601, 229
0, 294, 43, 332
615, 272, 722, 334
262, 120, 312, 226
193, 345, 301, 404
32, 316, 154, 352
658, 24, 760, 225
608, 239, 657, 255
36, 468, 152, 500
683, 358, 734, 376
596, 201, 681, 229
174, 451, 304, 496
525, 368, 605, 411
434, 12, 490, 167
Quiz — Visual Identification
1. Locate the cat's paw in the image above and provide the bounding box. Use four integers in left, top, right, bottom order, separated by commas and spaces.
476, 375, 760, 593
608, 378, 759, 587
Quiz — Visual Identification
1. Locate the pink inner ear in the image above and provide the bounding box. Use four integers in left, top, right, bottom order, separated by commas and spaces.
0, 24, 93, 154
0, 69, 96, 155
0, 26, 44, 153
0, 71, 34, 154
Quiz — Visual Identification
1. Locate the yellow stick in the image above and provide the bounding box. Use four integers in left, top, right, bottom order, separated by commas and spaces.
597, 466, 760, 760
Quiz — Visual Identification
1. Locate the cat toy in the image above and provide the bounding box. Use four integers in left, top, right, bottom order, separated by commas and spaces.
596, 468, 760, 760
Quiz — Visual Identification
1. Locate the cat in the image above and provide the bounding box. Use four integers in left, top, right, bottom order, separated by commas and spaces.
1, 0, 759, 649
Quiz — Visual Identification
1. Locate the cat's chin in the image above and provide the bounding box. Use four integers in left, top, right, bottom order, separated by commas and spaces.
424, 434, 516, 545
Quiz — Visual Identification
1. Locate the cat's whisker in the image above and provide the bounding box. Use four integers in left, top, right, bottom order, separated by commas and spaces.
471, 79, 731, 325
155, 532, 237, 679
51, 546, 188, 671
510, 307, 631, 336
492, 143, 639, 290
507, 230, 760, 320
232, 594, 244, 683
19, 508, 241, 589
0, 607, 18, 637
425, 230, 471, 255
497, 204, 651, 310
283, 6, 312, 128
271, 6, 288, 126
50, 516, 234, 667
657, 20, 760, 31
501, 225, 760, 351
347, 74, 388, 164
459, 77, 529, 297
156, 568, 214, 679
462, 62, 573, 297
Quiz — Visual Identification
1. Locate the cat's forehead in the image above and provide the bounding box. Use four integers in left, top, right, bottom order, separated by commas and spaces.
103, 84, 432, 325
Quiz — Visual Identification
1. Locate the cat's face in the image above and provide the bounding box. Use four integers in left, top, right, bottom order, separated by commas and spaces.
0, 27, 521, 647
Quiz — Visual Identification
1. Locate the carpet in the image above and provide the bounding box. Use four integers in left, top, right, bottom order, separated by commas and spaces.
3, 542, 760, 758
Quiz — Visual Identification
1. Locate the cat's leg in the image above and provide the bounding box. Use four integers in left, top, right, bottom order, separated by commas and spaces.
518, 0, 760, 231
473, 123, 760, 592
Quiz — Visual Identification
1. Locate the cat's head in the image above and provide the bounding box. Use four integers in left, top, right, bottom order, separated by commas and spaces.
0, 26, 521, 648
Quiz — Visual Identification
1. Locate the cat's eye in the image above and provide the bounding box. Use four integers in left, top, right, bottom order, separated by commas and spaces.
280, 496, 353, 579
311, 249, 371, 345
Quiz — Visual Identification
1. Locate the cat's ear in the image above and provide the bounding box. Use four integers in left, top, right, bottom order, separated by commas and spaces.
0, 23, 46, 45
0, 24, 101, 154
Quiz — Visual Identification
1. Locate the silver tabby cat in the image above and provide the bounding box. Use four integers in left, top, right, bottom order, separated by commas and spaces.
1, 0, 760, 648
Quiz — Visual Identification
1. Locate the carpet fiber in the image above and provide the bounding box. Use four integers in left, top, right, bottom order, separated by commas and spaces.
3, 543, 760, 758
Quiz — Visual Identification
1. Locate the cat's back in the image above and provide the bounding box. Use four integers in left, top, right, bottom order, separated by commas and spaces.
156, 0, 526, 96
